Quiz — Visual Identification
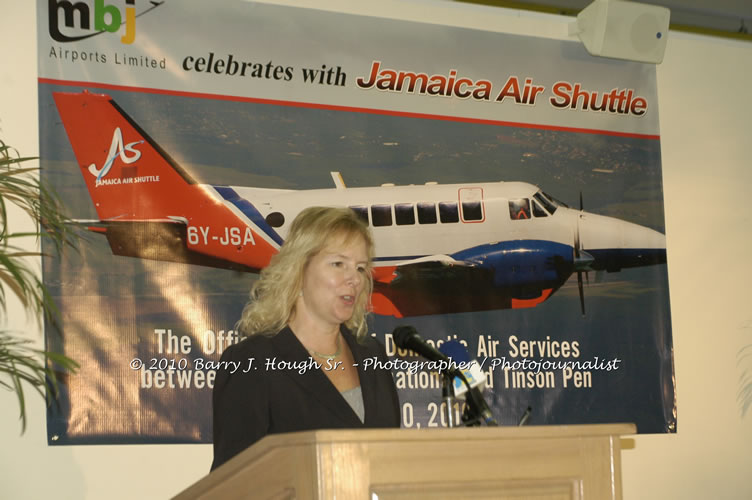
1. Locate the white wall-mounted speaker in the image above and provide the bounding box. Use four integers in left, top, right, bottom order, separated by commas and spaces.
569, 0, 671, 64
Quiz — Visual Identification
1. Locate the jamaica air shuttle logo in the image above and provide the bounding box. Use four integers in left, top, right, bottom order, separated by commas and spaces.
91, 128, 144, 186
48, 0, 164, 45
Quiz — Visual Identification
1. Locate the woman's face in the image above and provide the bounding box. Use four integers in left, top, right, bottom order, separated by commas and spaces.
298, 234, 369, 332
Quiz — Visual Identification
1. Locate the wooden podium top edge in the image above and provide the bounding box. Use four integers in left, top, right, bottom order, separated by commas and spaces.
262, 423, 638, 446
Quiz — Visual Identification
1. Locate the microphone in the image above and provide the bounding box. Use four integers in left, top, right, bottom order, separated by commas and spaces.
392, 326, 497, 427
438, 340, 498, 427
438, 340, 486, 397
392, 326, 461, 378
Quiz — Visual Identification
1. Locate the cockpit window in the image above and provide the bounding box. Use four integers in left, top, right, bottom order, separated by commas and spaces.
508, 198, 531, 220
532, 200, 548, 218
534, 191, 558, 214
541, 191, 567, 210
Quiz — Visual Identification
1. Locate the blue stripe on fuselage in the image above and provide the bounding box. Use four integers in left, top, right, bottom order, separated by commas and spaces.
213, 186, 284, 246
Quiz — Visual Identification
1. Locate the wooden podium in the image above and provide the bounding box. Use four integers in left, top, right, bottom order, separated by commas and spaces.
174, 423, 635, 500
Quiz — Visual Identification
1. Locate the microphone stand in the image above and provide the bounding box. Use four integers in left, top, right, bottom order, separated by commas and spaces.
441, 373, 457, 428
444, 366, 497, 427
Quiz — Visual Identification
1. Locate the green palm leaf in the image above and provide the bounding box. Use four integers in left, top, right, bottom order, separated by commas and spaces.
0, 139, 80, 432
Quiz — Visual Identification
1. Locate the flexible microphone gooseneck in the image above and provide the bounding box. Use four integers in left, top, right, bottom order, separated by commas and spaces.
392, 326, 498, 426
438, 339, 498, 427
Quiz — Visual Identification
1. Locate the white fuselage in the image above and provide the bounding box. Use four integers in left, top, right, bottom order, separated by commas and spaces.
226, 180, 665, 266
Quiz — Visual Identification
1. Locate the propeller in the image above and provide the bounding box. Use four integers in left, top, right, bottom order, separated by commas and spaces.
573, 191, 594, 316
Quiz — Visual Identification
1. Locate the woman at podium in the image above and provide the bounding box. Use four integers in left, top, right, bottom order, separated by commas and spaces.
211, 207, 401, 470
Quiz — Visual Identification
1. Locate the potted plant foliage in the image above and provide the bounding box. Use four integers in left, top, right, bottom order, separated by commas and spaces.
0, 139, 78, 432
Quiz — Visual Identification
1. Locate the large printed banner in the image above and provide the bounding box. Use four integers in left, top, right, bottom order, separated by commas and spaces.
38, 0, 675, 443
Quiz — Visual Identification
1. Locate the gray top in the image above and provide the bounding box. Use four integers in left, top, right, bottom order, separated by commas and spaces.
340, 386, 365, 423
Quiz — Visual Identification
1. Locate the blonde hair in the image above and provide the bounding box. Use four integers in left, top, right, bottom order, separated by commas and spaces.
237, 206, 374, 341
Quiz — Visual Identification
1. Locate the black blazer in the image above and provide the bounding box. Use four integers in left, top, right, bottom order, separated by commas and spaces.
211, 326, 401, 470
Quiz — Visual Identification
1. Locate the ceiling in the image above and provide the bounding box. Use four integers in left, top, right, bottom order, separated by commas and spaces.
458, 0, 752, 40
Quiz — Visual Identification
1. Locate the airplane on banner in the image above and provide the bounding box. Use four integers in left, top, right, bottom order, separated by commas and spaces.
52, 90, 666, 317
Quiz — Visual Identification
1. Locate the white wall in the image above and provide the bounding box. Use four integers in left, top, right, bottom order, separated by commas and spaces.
1, 2, 750, 499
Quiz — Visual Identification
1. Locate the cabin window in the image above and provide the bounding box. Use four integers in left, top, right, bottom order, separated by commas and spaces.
371, 204, 392, 227
509, 199, 531, 220
265, 212, 285, 228
439, 202, 459, 223
461, 201, 483, 221
417, 202, 437, 224
395, 203, 415, 225
459, 187, 484, 222
534, 192, 557, 214
532, 200, 548, 218
349, 206, 369, 225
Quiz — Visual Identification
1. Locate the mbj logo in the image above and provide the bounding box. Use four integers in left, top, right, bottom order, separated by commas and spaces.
48, 0, 164, 45
90, 127, 144, 182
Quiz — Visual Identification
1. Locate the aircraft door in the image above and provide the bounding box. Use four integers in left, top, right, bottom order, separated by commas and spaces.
459, 187, 485, 223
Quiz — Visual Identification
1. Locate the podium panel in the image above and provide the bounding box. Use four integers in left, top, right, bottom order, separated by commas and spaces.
175, 424, 635, 500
